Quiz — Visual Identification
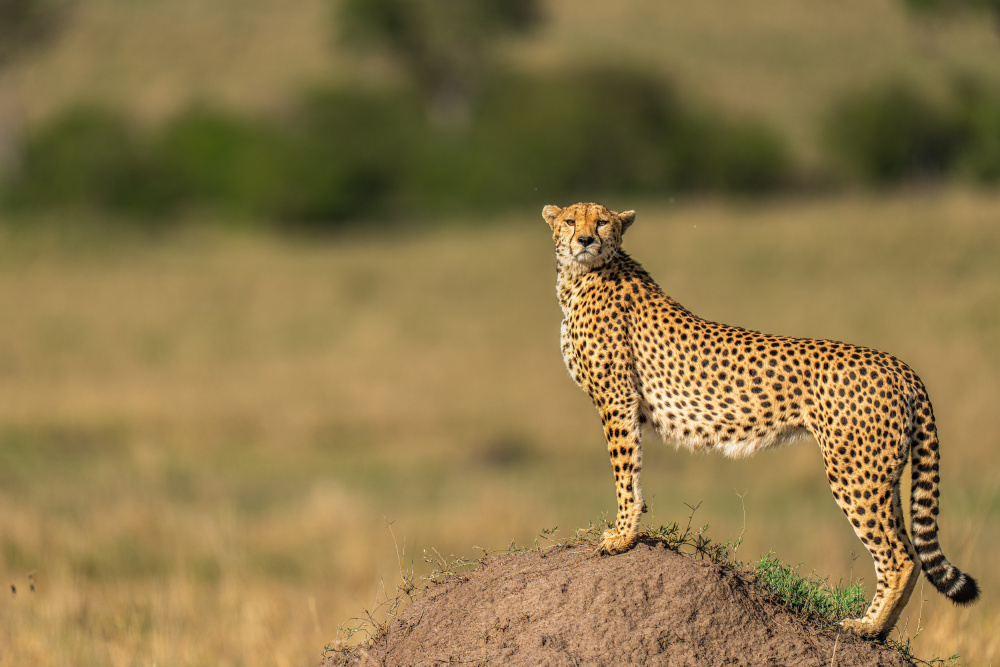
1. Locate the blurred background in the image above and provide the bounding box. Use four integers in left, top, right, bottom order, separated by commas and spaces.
1, 0, 999, 664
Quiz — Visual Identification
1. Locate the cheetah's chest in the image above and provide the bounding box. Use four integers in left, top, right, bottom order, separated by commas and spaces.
559, 319, 576, 381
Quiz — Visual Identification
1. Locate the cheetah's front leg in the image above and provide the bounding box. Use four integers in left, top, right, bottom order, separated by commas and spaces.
598, 399, 644, 555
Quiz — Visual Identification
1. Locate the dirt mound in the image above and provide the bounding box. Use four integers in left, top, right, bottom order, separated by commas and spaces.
324, 540, 913, 666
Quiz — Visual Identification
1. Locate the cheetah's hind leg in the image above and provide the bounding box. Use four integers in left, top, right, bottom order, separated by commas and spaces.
824, 434, 919, 639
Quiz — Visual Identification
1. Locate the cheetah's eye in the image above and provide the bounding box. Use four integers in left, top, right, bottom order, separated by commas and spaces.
565, 219, 575, 227
597, 219, 609, 226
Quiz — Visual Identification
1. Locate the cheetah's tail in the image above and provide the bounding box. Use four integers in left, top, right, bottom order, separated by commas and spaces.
909, 389, 979, 605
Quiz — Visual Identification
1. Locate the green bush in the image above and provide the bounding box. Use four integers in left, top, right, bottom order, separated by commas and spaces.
683, 116, 791, 192
5, 107, 177, 218
952, 80, 1000, 183
406, 68, 790, 211
1, 67, 793, 226
823, 81, 963, 184
959, 104, 1000, 182
270, 88, 425, 224
407, 69, 689, 209
153, 108, 287, 218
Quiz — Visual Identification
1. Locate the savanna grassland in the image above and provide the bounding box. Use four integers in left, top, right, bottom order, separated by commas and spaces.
3, 0, 1000, 665
1, 190, 999, 665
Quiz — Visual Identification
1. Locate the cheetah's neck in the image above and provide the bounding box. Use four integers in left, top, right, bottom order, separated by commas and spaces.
556, 251, 686, 319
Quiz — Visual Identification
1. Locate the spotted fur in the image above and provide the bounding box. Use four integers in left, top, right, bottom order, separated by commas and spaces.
543, 202, 979, 639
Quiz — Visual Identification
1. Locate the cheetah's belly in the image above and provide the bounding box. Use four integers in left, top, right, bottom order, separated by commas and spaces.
641, 395, 811, 458
636, 368, 812, 459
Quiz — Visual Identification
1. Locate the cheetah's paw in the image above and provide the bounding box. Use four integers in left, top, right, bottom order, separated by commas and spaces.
839, 618, 881, 638
598, 528, 638, 555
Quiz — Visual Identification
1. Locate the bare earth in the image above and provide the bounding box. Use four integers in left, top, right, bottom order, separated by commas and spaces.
323, 541, 914, 666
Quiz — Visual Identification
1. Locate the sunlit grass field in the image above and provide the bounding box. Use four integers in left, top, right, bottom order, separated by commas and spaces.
1, 189, 999, 665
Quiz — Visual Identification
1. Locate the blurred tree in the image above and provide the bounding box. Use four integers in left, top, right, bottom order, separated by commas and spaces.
0, 0, 71, 177
337, 0, 543, 128
0, 0, 68, 66
902, 0, 1000, 36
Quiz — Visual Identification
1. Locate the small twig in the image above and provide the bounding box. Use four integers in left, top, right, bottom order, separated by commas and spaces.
733, 488, 749, 555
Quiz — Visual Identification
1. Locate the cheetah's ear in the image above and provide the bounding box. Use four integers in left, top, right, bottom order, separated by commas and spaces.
542, 205, 562, 230
618, 210, 636, 233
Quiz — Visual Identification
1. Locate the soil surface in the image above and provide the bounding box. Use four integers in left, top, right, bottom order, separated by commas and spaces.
324, 540, 914, 666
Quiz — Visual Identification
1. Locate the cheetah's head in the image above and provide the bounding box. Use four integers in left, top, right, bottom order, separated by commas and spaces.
543, 202, 635, 273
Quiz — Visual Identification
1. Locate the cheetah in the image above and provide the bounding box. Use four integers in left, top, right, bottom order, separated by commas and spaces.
543, 202, 979, 639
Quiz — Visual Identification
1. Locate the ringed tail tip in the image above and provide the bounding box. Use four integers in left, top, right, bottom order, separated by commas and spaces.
947, 573, 980, 606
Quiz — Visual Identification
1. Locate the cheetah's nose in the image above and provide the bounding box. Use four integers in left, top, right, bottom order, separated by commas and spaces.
577, 236, 595, 247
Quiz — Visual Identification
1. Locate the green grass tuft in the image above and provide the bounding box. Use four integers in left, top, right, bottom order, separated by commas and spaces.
751, 551, 867, 624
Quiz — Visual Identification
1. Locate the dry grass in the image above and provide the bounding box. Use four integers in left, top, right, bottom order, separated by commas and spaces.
1, 188, 999, 665
3, 0, 336, 123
